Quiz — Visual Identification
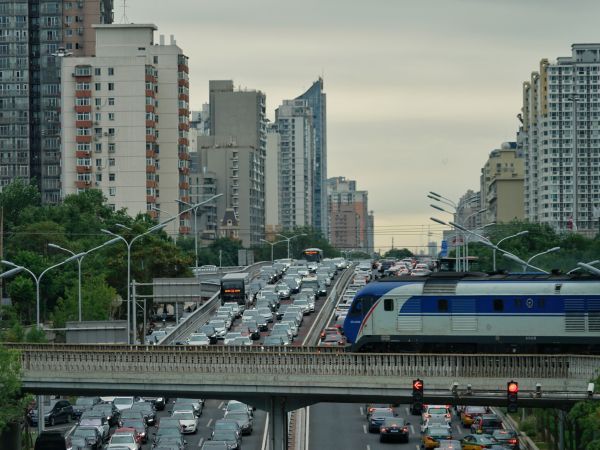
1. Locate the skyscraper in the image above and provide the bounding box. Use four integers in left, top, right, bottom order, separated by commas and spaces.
522, 44, 600, 234
296, 78, 327, 237
0, 0, 113, 203
61, 24, 191, 234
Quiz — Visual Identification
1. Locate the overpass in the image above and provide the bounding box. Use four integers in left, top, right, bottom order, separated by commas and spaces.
10, 344, 599, 450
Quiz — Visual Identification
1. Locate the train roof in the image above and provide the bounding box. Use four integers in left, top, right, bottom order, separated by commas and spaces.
380, 271, 600, 282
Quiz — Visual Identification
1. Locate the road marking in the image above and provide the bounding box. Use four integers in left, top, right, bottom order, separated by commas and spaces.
305, 406, 310, 450
366, 445, 371, 450
206, 418, 213, 427
359, 406, 364, 416
363, 424, 367, 434
410, 424, 415, 434
261, 413, 270, 450
64, 424, 76, 438
405, 407, 410, 416
455, 423, 463, 435
415, 446, 420, 450
197, 437, 204, 448
218, 401, 224, 409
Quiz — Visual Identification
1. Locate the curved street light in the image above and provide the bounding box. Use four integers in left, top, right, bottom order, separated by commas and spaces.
276, 233, 306, 259
524, 247, 560, 272
493, 230, 529, 271
259, 239, 286, 262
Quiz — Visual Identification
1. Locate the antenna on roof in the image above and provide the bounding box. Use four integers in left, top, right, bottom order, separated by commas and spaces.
119, 0, 129, 24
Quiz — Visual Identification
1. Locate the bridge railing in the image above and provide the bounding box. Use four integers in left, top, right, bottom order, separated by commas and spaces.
10, 344, 600, 381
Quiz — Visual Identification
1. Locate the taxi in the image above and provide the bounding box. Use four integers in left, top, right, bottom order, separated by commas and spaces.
422, 426, 453, 449
461, 433, 498, 450
460, 406, 489, 427
422, 404, 452, 422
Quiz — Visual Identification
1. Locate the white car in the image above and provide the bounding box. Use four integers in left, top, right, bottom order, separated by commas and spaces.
172, 410, 198, 434
187, 333, 210, 346
107, 432, 140, 450
112, 397, 134, 411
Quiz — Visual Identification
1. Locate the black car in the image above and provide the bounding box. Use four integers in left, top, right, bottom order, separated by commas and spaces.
72, 397, 101, 419
492, 429, 520, 450
471, 414, 504, 435
379, 417, 410, 443
368, 409, 395, 433
130, 401, 157, 426
68, 426, 102, 450
210, 429, 241, 450
29, 399, 74, 427
34, 431, 66, 450
90, 403, 120, 427
141, 396, 166, 411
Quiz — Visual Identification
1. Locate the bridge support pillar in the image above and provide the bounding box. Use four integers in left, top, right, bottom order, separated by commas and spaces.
268, 396, 288, 450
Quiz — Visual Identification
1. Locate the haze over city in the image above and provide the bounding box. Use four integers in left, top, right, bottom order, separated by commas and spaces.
124, 0, 600, 252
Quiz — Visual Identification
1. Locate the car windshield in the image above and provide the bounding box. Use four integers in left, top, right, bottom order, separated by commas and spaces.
76, 398, 95, 406
428, 408, 447, 415
493, 430, 516, 439
428, 427, 451, 436
111, 435, 135, 443
372, 411, 394, 419
73, 428, 96, 438
114, 398, 132, 405
122, 419, 143, 427
226, 413, 248, 421
383, 418, 404, 426
173, 412, 195, 420
212, 430, 236, 441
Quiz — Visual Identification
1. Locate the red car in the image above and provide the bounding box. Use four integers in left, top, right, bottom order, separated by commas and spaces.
318, 333, 346, 347
113, 427, 142, 445
320, 327, 343, 341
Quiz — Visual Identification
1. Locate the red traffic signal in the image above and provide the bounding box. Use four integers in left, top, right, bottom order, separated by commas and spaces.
507, 381, 519, 394
413, 379, 423, 391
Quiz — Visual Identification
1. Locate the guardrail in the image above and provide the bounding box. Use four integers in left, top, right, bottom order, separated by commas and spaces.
11, 345, 599, 381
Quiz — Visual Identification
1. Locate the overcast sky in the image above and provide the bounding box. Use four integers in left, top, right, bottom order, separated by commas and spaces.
127, 0, 600, 253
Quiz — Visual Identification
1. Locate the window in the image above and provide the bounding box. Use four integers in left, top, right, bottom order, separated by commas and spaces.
108, 128, 115, 136
94, 112, 101, 121
95, 158, 102, 167
108, 67, 114, 75
108, 82, 114, 91
493, 299, 504, 312
153, 56, 158, 64
95, 82, 100, 91
95, 143, 102, 152
108, 158, 115, 166
109, 187, 116, 196
95, 173, 102, 182
384, 299, 394, 312
438, 299, 448, 312
108, 143, 115, 153
94, 67, 101, 76
108, 97, 114, 106
109, 173, 115, 181
108, 113, 114, 121
95, 98, 101, 106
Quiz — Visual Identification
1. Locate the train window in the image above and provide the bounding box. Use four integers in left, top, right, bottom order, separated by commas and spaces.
438, 299, 448, 312
350, 299, 363, 314
493, 299, 504, 312
384, 298, 394, 311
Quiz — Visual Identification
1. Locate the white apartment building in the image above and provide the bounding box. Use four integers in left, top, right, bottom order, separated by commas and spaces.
522, 44, 600, 234
265, 123, 281, 234
61, 24, 191, 233
275, 99, 315, 230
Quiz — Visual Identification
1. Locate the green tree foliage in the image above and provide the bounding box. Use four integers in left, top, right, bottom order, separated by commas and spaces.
0, 179, 40, 231
0, 346, 30, 433
383, 248, 414, 259
6, 276, 35, 324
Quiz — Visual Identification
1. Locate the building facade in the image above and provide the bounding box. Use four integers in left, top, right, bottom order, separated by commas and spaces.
61, 24, 191, 233
327, 176, 373, 254
454, 189, 482, 230
264, 122, 280, 236
295, 78, 327, 237
275, 99, 315, 231
522, 44, 600, 234
0, 0, 113, 203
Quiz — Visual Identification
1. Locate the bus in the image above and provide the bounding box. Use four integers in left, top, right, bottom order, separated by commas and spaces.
302, 248, 323, 263
220, 272, 251, 307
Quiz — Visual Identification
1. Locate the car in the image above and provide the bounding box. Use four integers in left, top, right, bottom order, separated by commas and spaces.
67, 426, 102, 450
280, 319, 298, 336
141, 396, 166, 411
263, 335, 285, 346
256, 307, 274, 323
224, 411, 254, 435
243, 310, 268, 331
365, 404, 393, 420
156, 417, 181, 431
461, 406, 490, 427
172, 410, 198, 434
34, 431, 67, 450
225, 400, 254, 417
292, 299, 311, 315
379, 417, 410, 443
423, 404, 452, 422
368, 409, 395, 433
270, 327, 292, 345
470, 414, 504, 435
128, 401, 156, 426
213, 418, 242, 441
201, 442, 231, 450
242, 320, 261, 340
321, 327, 343, 341
112, 397, 135, 412
174, 398, 204, 416
491, 429, 519, 450
209, 429, 241, 450
422, 414, 453, 433
72, 397, 101, 419
91, 403, 121, 427
120, 418, 148, 443
107, 431, 140, 450
275, 282, 291, 299
187, 333, 211, 346
422, 426, 454, 448
461, 433, 499, 450
197, 325, 219, 344
224, 332, 247, 345
207, 319, 228, 338
318, 333, 346, 346
113, 427, 142, 446
152, 434, 186, 450
29, 399, 74, 426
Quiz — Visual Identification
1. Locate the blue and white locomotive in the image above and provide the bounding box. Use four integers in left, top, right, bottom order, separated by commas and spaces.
343, 273, 600, 353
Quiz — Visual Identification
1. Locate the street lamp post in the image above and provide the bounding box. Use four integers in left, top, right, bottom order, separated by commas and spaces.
0, 253, 84, 435
176, 193, 223, 274
48, 238, 121, 322
102, 221, 172, 344
524, 247, 561, 272
276, 233, 306, 259
260, 239, 285, 262
463, 222, 494, 271
493, 230, 529, 271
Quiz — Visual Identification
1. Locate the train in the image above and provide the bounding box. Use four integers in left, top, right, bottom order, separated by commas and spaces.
342, 272, 600, 353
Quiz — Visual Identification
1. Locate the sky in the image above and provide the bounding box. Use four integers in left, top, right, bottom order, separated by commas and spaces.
126, 0, 600, 253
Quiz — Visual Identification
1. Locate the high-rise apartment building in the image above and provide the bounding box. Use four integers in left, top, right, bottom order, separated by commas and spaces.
265, 122, 280, 236
193, 80, 266, 247
522, 44, 600, 234
296, 78, 327, 236
327, 176, 373, 254
275, 99, 315, 230
61, 24, 191, 233
480, 142, 524, 224
454, 189, 482, 230
0, 0, 113, 203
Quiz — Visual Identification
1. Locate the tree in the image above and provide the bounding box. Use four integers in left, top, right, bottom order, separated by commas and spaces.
0, 346, 30, 434
6, 277, 35, 324
0, 179, 40, 231
384, 248, 414, 259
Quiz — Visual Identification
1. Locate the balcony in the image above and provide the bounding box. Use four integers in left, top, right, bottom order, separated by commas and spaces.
177, 79, 189, 87
146, 180, 157, 188
145, 135, 156, 143
146, 165, 156, 173
75, 120, 92, 128
179, 181, 189, 189
178, 123, 189, 131
75, 90, 91, 98
145, 89, 155, 98
75, 150, 91, 158
74, 105, 91, 113
75, 180, 91, 189
146, 120, 156, 128
146, 195, 156, 203
76, 135, 92, 143
146, 104, 155, 113
76, 166, 92, 174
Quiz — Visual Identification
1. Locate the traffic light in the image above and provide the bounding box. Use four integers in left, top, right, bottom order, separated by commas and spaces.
507, 380, 519, 413
411, 379, 424, 415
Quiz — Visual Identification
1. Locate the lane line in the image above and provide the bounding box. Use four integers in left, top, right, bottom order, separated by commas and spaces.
405, 407, 410, 416
197, 437, 204, 448
218, 401, 224, 409
206, 418, 213, 428
455, 423, 463, 435
363, 424, 367, 434
261, 412, 270, 450
366, 445, 371, 450
359, 406, 364, 416
305, 406, 310, 450
410, 424, 415, 434
415, 445, 420, 450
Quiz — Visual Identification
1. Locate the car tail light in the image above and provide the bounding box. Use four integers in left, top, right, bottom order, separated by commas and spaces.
380, 427, 387, 432
446, 413, 451, 419
508, 438, 518, 444
402, 427, 409, 432
464, 413, 472, 419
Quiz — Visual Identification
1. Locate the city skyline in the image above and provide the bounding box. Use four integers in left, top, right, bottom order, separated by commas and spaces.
123, 0, 600, 252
